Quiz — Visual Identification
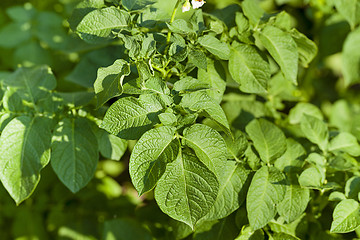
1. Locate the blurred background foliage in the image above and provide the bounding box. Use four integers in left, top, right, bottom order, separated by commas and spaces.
0, 0, 358, 239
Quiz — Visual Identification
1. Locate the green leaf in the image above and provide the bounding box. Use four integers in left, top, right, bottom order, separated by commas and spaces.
129, 126, 179, 195
298, 167, 324, 188
247, 166, 286, 230
97, 129, 128, 161
258, 25, 298, 85
345, 176, 360, 200
76, 7, 130, 43
245, 118, 287, 164
229, 42, 270, 94
103, 218, 152, 240
203, 161, 250, 221
140, 34, 156, 59
334, 0, 360, 29
51, 118, 98, 193
4, 65, 56, 104
168, 19, 195, 35
300, 114, 329, 151
198, 35, 230, 60
183, 124, 227, 176
330, 199, 360, 233
198, 59, 226, 104
101, 95, 163, 139
122, 0, 156, 11
155, 150, 219, 229
277, 184, 310, 223
68, 0, 105, 31
290, 29, 318, 68
194, 214, 239, 240
0, 22, 31, 48
274, 138, 306, 173
225, 130, 248, 160
235, 12, 250, 33
94, 59, 130, 108
242, 0, 264, 26
288, 102, 323, 125
329, 132, 360, 157
0, 116, 52, 204
343, 27, 360, 86
189, 49, 207, 70
174, 77, 209, 93
181, 91, 231, 135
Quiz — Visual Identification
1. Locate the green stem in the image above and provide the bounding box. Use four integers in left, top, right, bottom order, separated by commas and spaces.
166, 0, 182, 44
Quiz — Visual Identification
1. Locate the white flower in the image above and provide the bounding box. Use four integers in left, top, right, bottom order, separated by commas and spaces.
182, 0, 191, 12
191, 0, 206, 9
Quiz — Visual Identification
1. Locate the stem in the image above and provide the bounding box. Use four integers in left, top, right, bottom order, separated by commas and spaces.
166, 0, 182, 44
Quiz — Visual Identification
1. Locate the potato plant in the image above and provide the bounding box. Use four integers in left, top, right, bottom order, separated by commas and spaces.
0, 0, 360, 239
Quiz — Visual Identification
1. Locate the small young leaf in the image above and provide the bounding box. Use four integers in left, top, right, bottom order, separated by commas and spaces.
101, 96, 163, 139
155, 150, 219, 229
129, 126, 179, 195
228, 42, 270, 94
258, 25, 298, 85
183, 124, 227, 176
51, 118, 98, 193
245, 118, 287, 164
94, 59, 130, 108
198, 35, 230, 60
330, 199, 360, 233
247, 166, 286, 230
76, 7, 130, 43
0, 116, 52, 204
288, 102, 323, 125
300, 114, 329, 152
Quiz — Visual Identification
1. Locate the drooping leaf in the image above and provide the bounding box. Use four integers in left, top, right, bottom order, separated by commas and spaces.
155, 150, 219, 229
0, 116, 52, 204
245, 118, 287, 164
101, 95, 163, 139
51, 118, 98, 193
129, 126, 179, 195
94, 59, 130, 108
246, 166, 286, 230
97, 129, 128, 161
203, 161, 250, 221
181, 91, 230, 135
183, 124, 227, 176
76, 7, 130, 43
330, 199, 360, 233
300, 114, 329, 152
258, 25, 298, 85
228, 42, 270, 94
198, 35, 230, 60
277, 183, 310, 223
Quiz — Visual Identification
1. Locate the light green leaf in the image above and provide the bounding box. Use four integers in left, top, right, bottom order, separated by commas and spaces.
122, 0, 156, 11
183, 124, 227, 176
51, 118, 98, 193
198, 35, 230, 60
229, 42, 270, 94
258, 25, 298, 85
334, 0, 360, 29
101, 95, 163, 139
288, 102, 323, 125
343, 27, 360, 86
97, 129, 128, 161
203, 161, 250, 221
298, 167, 324, 188
329, 191, 347, 201
94, 59, 130, 108
235, 225, 264, 240
129, 126, 179, 195
198, 59, 226, 104
242, 0, 264, 26
140, 34, 156, 58
330, 199, 360, 233
274, 138, 306, 173
76, 7, 130, 43
277, 184, 310, 223
189, 49, 207, 70
0, 116, 52, 204
247, 166, 286, 230
290, 29, 318, 68
235, 12, 249, 33
174, 77, 209, 93
329, 132, 360, 157
345, 176, 360, 200
181, 91, 230, 135
245, 118, 287, 164
225, 130, 248, 160
155, 150, 219, 229
103, 218, 152, 240
168, 19, 195, 35
300, 114, 329, 151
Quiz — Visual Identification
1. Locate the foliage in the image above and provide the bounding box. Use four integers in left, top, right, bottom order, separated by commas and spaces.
1, 0, 360, 239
